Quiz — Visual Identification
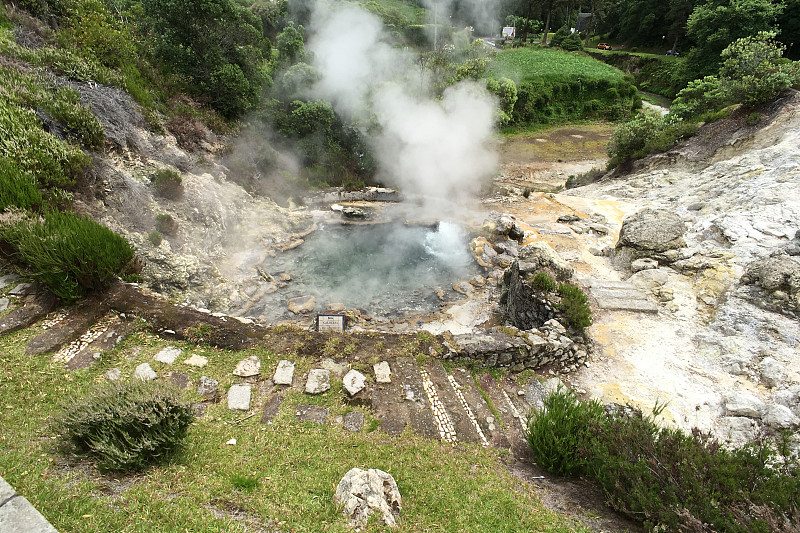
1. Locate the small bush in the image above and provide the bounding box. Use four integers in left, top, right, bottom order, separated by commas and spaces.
151, 168, 183, 199
607, 110, 667, 168
531, 271, 556, 292
154, 213, 178, 235
560, 32, 583, 51
147, 229, 162, 246
0, 209, 136, 301
0, 157, 43, 211
55, 380, 195, 472
642, 120, 699, 154
746, 111, 762, 126
525, 386, 605, 476
669, 76, 728, 120
557, 283, 592, 328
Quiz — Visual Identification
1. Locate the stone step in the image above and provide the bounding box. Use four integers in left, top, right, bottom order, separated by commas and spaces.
63, 315, 133, 370
476, 372, 531, 458
591, 287, 651, 301
592, 295, 659, 313
26, 295, 111, 356
368, 357, 438, 439
448, 368, 499, 447
424, 360, 481, 444
0, 292, 57, 338
586, 279, 635, 289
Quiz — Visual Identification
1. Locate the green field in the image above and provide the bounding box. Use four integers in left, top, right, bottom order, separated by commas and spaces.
489, 47, 627, 85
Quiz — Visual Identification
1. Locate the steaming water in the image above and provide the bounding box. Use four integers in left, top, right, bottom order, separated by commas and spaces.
252, 222, 479, 322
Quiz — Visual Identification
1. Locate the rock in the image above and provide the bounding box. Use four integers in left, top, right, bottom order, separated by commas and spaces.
262, 394, 284, 424
288, 296, 316, 314
0, 273, 20, 290
273, 360, 296, 386
740, 255, 800, 315
279, 272, 292, 282
542, 377, 563, 394
724, 392, 765, 418
8, 283, 35, 296
319, 358, 347, 379
169, 372, 189, 389
631, 258, 660, 273
327, 302, 346, 312
227, 384, 252, 410
334, 468, 402, 528
133, 363, 157, 381
233, 355, 261, 377
226, 438, 237, 446
183, 354, 208, 367
343, 411, 365, 432
628, 268, 670, 290
0, 298, 9, 312
343, 369, 367, 396
306, 369, 331, 394
543, 319, 566, 335
296, 404, 329, 424
518, 242, 574, 280
617, 208, 686, 253
154, 346, 182, 364
374, 361, 391, 383
762, 404, 800, 428
105, 368, 122, 381
759, 358, 785, 388
197, 376, 219, 399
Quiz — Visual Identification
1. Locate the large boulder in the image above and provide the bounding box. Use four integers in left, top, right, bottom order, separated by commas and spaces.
617, 208, 686, 256
740, 255, 800, 315
517, 242, 573, 280
334, 468, 402, 528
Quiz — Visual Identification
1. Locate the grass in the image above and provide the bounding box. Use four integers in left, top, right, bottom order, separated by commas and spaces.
0, 322, 589, 532
489, 47, 626, 86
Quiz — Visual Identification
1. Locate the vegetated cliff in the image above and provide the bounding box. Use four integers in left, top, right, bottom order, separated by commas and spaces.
567, 89, 800, 447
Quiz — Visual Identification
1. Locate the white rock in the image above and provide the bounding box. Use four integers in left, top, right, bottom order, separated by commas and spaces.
374, 361, 391, 383
153, 346, 182, 364
334, 468, 402, 528
227, 384, 252, 410
104, 368, 122, 381
320, 358, 347, 379
183, 354, 209, 367
306, 369, 331, 394
273, 359, 295, 385
133, 363, 157, 381
343, 369, 367, 396
759, 357, 785, 388
233, 356, 260, 377
762, 404, 800, 429
226, 438, 237, 446
724, 392, 765, 418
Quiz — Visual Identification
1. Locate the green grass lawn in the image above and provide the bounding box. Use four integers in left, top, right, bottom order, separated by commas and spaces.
489, 47, 626, 85
0, 319, 589, 533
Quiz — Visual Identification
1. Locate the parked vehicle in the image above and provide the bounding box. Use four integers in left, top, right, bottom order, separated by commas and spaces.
597, 43, 612, 50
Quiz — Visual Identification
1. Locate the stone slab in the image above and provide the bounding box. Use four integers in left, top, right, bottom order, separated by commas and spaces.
227, 384, 252, 410
66, 318, 132, 371
593, 295, 659, 313
305, 369, 331, 394
154, 346, 182, 364
0, 292, 57, 337
233, 356, 260, 377
373, 361, 391, 383
197, 376, 219, 399
261, 394, 283, 424
425, 360, 481, 444
169, 372, 190, 389
449, 368, 508, 448
343, 411, 365, 432
0, 298, 9, 312
0, 493, 59, 533
390, 357, 440, 439
0, 476, 14, 501
586, 279, 636, 289
8, 283, 35, 296
133, 363, 157, 381
26, 295, 110, 356
0, 274, 20, 290
343, 369, 367, 396
183, 354, 208, 367
273, 359, 295, 385
296, 404, 329, 424
590, 287, 652, 301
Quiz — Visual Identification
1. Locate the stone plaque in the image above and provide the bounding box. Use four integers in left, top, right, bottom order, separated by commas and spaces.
317, 314, 346, 332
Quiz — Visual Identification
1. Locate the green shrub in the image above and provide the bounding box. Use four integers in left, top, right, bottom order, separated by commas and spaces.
525, 386, 605, 476
154, 213, 178, 235
560, 32, 583, 52
669, 76, 728, 120
55, 380, 195, 472
0, 209, 136, 301
642, 120, 699, 154
151, 168, 183, 199
557, 283, 592, 328
607, 109, 666, 168
746, 111, 761, 126
531, 271, 556, 292
0, 157, 43, 212
549, 26, 570, 48
147, 229, 162, 246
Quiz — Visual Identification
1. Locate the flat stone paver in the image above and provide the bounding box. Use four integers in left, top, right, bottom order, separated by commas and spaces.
0, 274, 20, 290
343, 369, 366, 396
588, 279, 659, 313
305, 369, 331, 394
183, 354, 208, 367
133, 363, 157, 381
227, 384, 252, 410
343, 411, 365, 432
296, 404, 329, 424
373, 361, 391, 383
233, 356, 260, 377
0, 476, 59, 532
273, 360, 295, 385
262, 394, 283, 424
0, 298, 9, 312
154, 346, 182, 364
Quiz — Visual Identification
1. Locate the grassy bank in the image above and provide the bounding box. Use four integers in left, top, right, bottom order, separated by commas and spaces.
0, 316, 588, 533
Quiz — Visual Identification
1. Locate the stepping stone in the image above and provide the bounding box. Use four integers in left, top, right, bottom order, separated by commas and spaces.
105, 368, 122, 381
273, 360, 295, 385
133, 363, 157, 381
65, 316, 133, 370
184, 353, 208, 367
425, 360, 481, 444
169, 372, 190, 389
197, 376, 219, 399
343, 411, 365, 432
305, 369, 331, 394
588, 279, 659, 313
0, 476, 59, 533
343, 369, 366, 396
154, 346, 182, 364
381, 418, 407, 436
0, 273, 20, 290
0, 292, 57, 337
0, 298, 9, 312
261, 394, 284, 424
374, 361, 391, 383
8, 283, 35, 296
296, 404, 329, 424
227, 384, 252, 410
233, 356, 260, 377
319, 358, 347, 379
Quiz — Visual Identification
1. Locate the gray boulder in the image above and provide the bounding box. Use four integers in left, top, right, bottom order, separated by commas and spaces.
617, 208, 686, 254
724, 392, 765, 418
334, 468, 402, 528
740, 255, 800, 315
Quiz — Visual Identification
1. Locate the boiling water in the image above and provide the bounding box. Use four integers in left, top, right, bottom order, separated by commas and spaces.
252, 221, 478, 322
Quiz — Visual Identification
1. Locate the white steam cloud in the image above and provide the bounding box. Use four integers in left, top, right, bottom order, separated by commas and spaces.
307, 3, 498, 209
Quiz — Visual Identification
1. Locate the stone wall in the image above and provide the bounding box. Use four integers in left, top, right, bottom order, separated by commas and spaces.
503, 261, 558, 330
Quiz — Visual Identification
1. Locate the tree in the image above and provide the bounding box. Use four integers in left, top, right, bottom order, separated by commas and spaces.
685, 0, 784, 78
142, 0, 268, 118
275, 22, 306, 68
